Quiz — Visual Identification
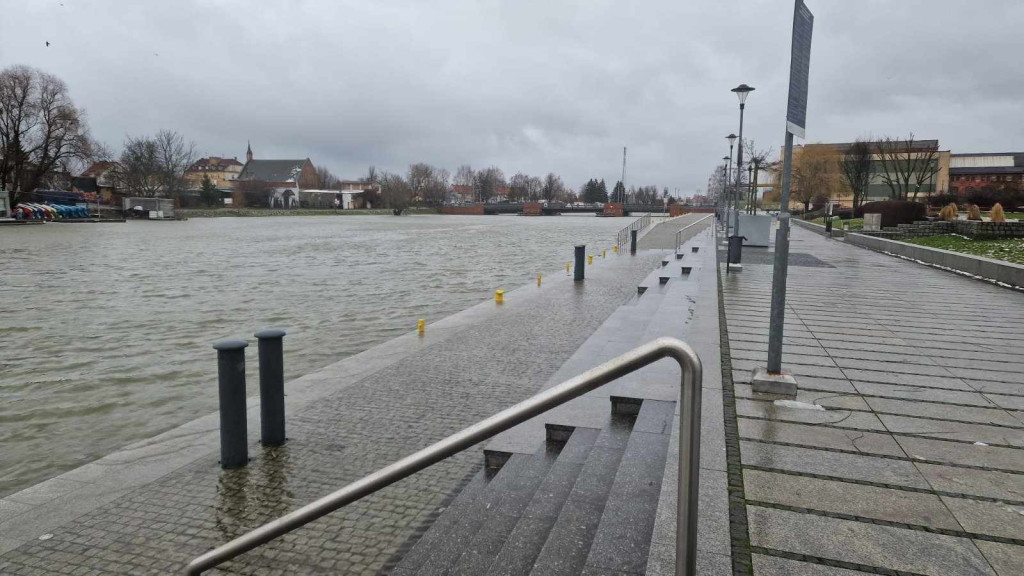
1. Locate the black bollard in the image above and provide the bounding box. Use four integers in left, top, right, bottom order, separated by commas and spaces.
630, 229, 638, 254
574, 244, 585, 282
255, 328, 287, 446
214, 339, 249, 469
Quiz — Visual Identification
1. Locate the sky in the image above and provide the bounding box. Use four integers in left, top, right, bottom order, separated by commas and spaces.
2, 0, 1022, 197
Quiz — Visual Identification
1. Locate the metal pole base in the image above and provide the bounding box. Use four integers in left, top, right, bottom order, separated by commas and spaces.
751, 367, 797, 396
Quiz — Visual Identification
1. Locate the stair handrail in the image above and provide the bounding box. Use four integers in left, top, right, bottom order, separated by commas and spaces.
675, 214, 715, 253
616, 213, 653, 247
185, 337, 702, 576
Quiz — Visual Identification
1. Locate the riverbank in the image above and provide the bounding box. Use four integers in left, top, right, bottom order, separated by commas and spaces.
177, 207, 440, 217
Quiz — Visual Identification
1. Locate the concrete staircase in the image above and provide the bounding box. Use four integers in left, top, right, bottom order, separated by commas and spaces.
393, 399, 675, 576
392, 227, 719, 576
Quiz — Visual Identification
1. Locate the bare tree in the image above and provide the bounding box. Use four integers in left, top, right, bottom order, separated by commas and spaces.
113, 130, 195, 197
526, 176, 543, 201
745, 141, 774, 213
315, 165, 340, 189
379, 171, 412, 214
454, 164, 474, 201
792, 144, 840, 212
840, 139, 873, 209
366, 165, 377, 184
473, 166, 505, 202
508, 172, 529, 202
407, 163, 449, 206
875, 133, 940, 201
0, 65, 93, 204
541, 173, 563, 203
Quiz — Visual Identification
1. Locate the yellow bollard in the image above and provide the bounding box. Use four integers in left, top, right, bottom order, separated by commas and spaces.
495, 289, 505, 304
417, 318, 425, 334
537, 274, 542, 286
602, 249, 607, 259
587, 255, 593, 265
566, 262, 571, 275
613, 245, 619, 254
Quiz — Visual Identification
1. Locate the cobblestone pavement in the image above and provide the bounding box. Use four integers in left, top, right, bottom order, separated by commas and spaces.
719, 226, 1024, 575
0, 250, 666, 575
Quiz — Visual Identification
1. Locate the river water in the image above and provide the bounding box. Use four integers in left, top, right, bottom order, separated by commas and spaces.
0, 214, 627, 496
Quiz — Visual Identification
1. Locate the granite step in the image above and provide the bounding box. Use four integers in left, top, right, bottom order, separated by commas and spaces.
398, 452, 534, 575
447, 437, 566, 576
528, 412, 636, 576
485, 427, 602, 576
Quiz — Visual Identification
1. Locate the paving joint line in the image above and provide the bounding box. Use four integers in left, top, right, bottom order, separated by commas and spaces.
716, 236, 754, 576
746, 500, 1024, 548
749, 545, 932, 576
742, 464, 1024, 507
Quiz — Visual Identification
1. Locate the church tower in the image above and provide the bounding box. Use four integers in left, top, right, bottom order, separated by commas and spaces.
246, 141, 253, 163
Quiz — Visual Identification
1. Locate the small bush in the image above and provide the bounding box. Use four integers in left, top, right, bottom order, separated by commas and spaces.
939, 204, 954, 221
991, 203, 1006, 222
855, 200, 927, 228
966, 188, 996, 208
968, 204, 982, 220
929, 192, 958, 207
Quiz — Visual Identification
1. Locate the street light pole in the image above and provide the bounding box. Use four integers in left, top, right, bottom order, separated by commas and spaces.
725, 135, 736, 234
731, 84, 755, 236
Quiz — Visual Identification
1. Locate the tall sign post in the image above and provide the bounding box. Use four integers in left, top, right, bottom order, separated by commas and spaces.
752, 0, 813, 395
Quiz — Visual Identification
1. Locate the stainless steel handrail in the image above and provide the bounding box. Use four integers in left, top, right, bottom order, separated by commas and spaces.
675, 214, 714, 253
616, 213, 652, 247
185, 337, 702, 576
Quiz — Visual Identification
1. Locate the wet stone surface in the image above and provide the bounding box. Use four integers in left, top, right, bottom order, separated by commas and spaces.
0, 250, 665, 575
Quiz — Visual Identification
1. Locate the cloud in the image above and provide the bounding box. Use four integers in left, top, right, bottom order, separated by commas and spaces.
2, 0, 1022, 196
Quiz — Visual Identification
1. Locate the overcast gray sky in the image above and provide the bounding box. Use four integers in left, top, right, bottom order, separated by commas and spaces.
2, 0, 1022, 196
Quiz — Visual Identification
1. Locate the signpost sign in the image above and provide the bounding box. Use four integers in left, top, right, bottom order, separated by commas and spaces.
753, 0, 813, 394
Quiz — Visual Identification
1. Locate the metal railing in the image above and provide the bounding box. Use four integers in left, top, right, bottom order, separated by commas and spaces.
185, 337, 703, 576
616, 213, 652, 247
675, 214, 715, 253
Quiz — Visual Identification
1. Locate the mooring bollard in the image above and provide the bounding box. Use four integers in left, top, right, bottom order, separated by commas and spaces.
630, 229, 638, 254
587, 254, 593, 265
574, 244, 585, 281
495, 289, 505, 303
613, 245, 619, 254
255, 328, 287, 447
417, 318, 425, 334
602, 249, 606, 258
537, 274, 542, 286
214, 339, 249, 468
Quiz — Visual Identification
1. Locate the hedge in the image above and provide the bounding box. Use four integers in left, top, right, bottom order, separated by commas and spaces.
855, 200, 927, 228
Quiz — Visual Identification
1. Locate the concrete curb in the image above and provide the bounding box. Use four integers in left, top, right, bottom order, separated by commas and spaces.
844, 232, 1024, 291
792, 218, 846, 238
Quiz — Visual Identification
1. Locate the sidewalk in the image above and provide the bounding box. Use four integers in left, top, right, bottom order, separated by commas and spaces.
720, 225, 1024, 575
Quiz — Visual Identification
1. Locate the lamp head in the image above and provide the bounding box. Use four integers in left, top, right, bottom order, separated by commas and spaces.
731, 83, 755, 104
726, 133, 738, 147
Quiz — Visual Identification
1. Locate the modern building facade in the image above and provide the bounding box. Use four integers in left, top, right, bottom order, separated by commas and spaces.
948, 153, 1024, 196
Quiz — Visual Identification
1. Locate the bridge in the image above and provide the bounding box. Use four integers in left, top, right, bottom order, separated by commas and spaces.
443, 202, 705, 216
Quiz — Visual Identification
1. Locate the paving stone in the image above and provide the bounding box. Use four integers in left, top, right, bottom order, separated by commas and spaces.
865, 397, 1020, 426
739, 441, 930, 488
896, 436, 1024, 472
939, 495, 1024, 540
916, 463, 1024, 502
735, 399, 887, 432
737, 418, 905, 456
744, 469, 961, 530
751, 553, 882, 575
974, 540, 1024, 576
734, 384, 870, 411
851, 381, 997, 407
746, 506, 997, 575
878, 414, 1024, 448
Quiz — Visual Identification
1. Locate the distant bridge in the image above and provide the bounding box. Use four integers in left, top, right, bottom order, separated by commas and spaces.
478, 203, 671, 215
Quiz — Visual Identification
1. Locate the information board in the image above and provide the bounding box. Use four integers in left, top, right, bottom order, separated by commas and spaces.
786, 0, 813, 138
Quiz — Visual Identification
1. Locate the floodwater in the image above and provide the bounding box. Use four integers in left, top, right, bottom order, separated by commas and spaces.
0, 214, 626, 496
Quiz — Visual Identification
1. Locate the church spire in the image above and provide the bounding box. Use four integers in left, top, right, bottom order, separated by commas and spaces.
246, 141, 253, 163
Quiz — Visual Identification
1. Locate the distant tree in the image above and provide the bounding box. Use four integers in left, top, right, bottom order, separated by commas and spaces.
581, 178, 609, 203
113, 130, 195, 197
541, 173, 564, 202
612, 181, 626, 203
379, 171, 412, 214
366, 165, 377, 184
199, 174, 221, 207
597, 179, 608, 202
473, 166, 505, 202
876, 133, 940, 201
840, 139, 872, 209
508, 172, 529, 202
746, 142, 774, 213
792, 144, 841, 212
315, 165, 340, 189
236, 179, 271, 208
408, 163, 449, 206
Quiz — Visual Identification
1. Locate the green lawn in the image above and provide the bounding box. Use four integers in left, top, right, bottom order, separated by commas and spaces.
810, 217, 864, 230
903, 235, 1024, 265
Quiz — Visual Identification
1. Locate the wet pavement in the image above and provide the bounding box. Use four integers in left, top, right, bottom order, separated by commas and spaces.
720, 225, 1024, 576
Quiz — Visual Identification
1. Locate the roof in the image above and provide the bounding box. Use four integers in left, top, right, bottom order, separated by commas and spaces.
950, 166, 1024, 175
187, 157, 243, 172
81, 161, 116, 178
802, 140, 940, 153
71, 176, 97, 192
237, 159, 310, 182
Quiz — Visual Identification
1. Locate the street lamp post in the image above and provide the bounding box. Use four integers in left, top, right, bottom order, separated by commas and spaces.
747, 164, 754, 214
730, 84, 754, 236
720, 155, 730, 224
725, 135, 736, 233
